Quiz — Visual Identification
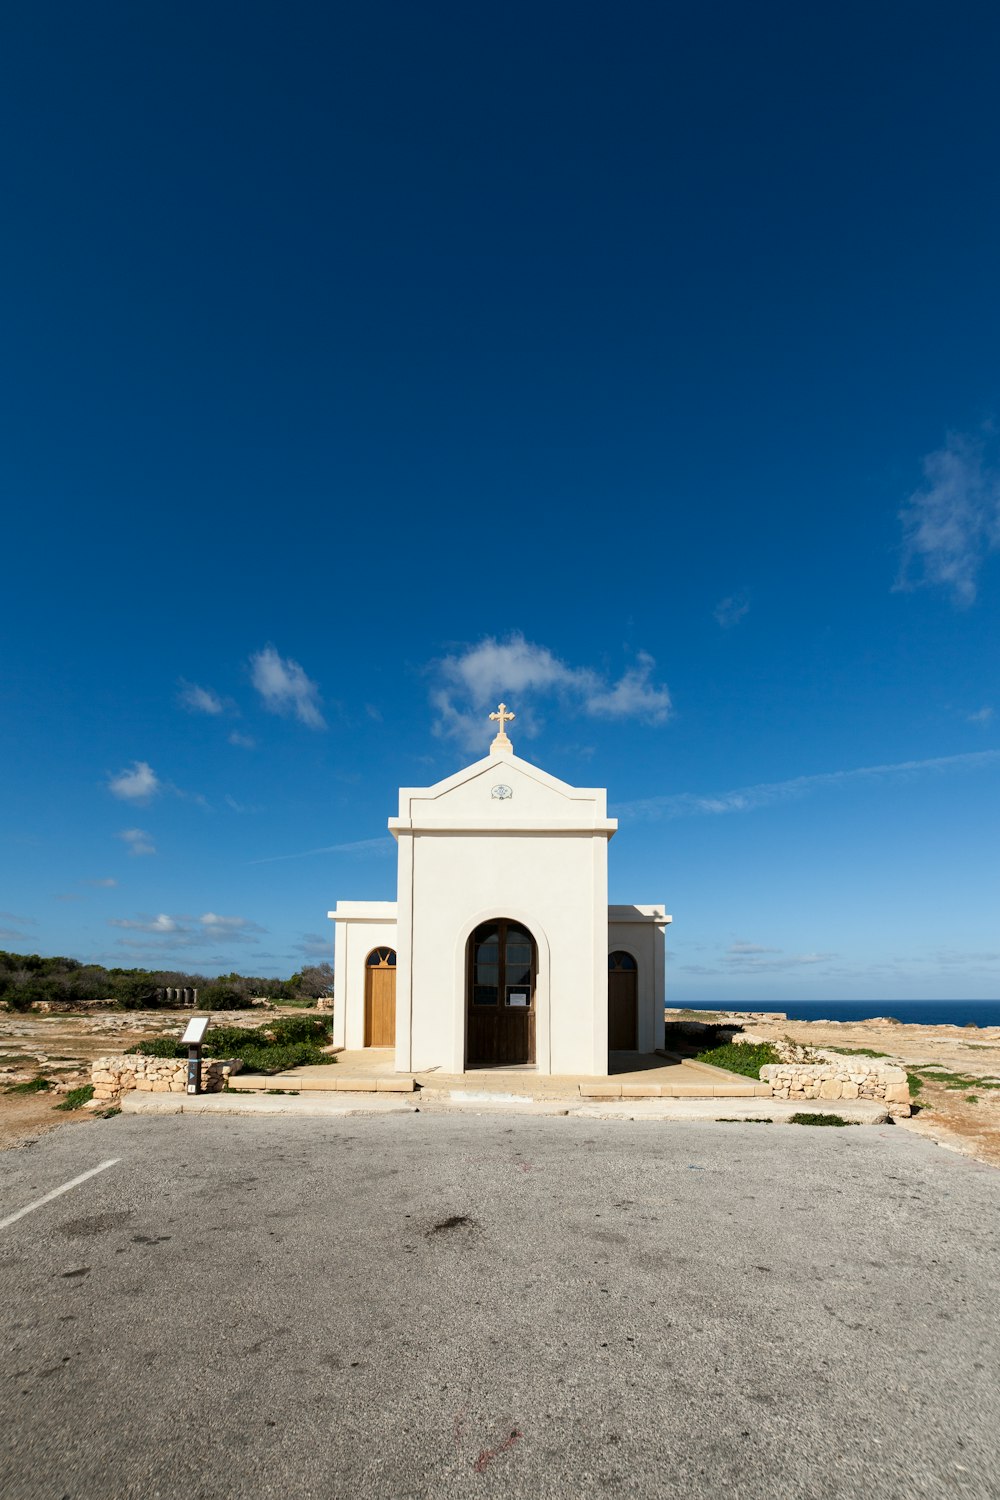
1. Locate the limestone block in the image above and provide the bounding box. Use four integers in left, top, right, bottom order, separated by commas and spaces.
168, 1081, 186, 1092
150, 1080, 171, 1092
819, 1079, 842, 1099
840, 1081, 859, 1099
884, 1083, 911, 1103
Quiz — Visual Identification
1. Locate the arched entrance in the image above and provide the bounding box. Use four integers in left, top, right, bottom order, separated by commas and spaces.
364, 946, 396, 1047
608, 950, 638, 1050
466, 919, 536, 1067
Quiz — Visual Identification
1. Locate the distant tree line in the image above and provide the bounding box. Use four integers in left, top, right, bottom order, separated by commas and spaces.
0, 950, 334, 1013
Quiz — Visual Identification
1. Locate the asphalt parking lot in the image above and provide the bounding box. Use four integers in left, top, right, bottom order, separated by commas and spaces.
1, 1112, 999, 1500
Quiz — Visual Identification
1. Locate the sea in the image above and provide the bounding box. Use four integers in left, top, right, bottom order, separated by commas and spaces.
688, 999, 1000, 1028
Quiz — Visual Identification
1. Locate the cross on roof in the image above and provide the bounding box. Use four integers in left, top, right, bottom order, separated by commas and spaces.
489, 702, 515, 750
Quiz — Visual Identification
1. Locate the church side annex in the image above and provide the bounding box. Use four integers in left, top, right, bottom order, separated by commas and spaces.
328, 706, 671, 1077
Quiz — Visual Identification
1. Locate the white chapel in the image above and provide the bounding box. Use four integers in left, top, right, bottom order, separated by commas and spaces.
328, 706, 671, 1078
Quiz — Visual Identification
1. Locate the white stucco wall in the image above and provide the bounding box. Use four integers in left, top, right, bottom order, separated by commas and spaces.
328, 902, 398, 1050
608, 906, 670, 1054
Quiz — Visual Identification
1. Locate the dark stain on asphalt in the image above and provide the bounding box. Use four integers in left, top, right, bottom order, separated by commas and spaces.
59, 1211, 133, 1238
427, 1215, 476, 1235
132, 1234, 172, 1245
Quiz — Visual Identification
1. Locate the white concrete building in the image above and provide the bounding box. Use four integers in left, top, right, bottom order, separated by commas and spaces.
328, 707, 670, 1077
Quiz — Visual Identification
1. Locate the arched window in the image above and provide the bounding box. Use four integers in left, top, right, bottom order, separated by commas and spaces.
366, 947, 396, 968
609, 951, 637, 971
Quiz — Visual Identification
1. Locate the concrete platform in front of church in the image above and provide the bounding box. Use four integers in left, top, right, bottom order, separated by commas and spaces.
226, 1048, 772, 1099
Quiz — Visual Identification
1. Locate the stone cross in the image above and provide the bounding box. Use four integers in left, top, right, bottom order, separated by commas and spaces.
489, 702, 515, 750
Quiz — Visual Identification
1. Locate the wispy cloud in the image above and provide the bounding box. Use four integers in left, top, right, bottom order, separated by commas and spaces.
108, 761, 160, 802
714, 593, 750, 628
109, 912, 266, 944
178, 681, 224, 715
228, 730, 256, 749
250, 645, 325, 729
896, 428, 1000, 606
0, 911, 34, 940
617, 749, 1000, 821
296, 932, 333, 958
84, 877, 118, 888
430, 633, 671, 750
724, 942, 835, 972
250, 837, 391, 865
967, 706, 994, 726
117, 827, 156, 856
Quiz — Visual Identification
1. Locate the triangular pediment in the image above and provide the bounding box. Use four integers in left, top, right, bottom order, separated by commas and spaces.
388, 750, 616, 835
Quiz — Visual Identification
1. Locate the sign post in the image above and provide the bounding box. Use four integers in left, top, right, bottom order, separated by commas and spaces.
182, 1016, 209, 1096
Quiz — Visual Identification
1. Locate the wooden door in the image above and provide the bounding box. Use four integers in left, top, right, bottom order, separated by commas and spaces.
364, 948, 396, 1047
466, 920, 536, 1067
608, 951, 638, 1050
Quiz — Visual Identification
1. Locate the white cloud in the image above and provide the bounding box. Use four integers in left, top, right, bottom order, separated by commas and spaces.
108, 761, 160, 802
714, 594, 750, 628
430, 633, 671, 749
250, 645, 325, 729
726, 941, 780, 955
617, 748, 1000, 821
585, 652, 671, 722
199, 912, 265, 933
967, 706, 994, 725
84, 877, 118, 887
110, 913, 180, 934
178, 681, 224, 715
117, 827, 157, 856
896, 429, 1000, 606
228, 731, 256, 749
109, 911, 265, 943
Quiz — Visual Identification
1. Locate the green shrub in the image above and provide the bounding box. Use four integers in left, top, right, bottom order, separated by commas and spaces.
237, 1042, 330, 1074
268, 1015, 331, 1046
55, 1084, 95, 1111
5, 1076, 52, 1094
199, 984, 254, 1011
127, 1037, 187, 1058
694, 1041, 780, 1078
789, 1112, 856, 1126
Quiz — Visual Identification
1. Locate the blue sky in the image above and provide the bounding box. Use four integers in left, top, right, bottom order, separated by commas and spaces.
2, 3, 998, 1000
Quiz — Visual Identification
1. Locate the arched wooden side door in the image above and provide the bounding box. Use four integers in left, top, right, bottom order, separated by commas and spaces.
608, 951, 638, 1050
364, 947, 397, 1047
466, 920, 536, 1067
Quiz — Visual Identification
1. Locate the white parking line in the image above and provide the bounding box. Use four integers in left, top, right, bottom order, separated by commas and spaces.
0, 1158, 121, 1231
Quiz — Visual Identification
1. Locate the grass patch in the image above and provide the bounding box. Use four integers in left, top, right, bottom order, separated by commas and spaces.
825, 1046, 890, 1059
908, 1067, 1000, 1092
54, 1084, 95, 1111
965, 1095, 980, 1104
789, 1112, 857, 1127
694, 1041, 780, 1078
5, 1076, 52, 1094
716, 1117, 772, 1124
0, 1053, 43, 1065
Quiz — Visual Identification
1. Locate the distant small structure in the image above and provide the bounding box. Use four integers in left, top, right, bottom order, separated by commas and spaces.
160, 986, 197, 1007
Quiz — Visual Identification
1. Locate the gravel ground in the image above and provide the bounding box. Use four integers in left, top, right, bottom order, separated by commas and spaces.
1, 1112, 998, 1500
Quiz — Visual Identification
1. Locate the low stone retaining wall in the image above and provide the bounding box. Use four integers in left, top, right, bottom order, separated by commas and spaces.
760, 1061, 910, 1113
90, 1055, 243, 1102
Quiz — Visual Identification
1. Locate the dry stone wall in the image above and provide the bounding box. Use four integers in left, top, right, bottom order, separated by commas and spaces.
90, 1055, 242, 1102
760, 1060, 910, 1114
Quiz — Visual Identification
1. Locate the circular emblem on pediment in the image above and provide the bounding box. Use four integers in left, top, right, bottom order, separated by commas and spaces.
491, 783, 513, 800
